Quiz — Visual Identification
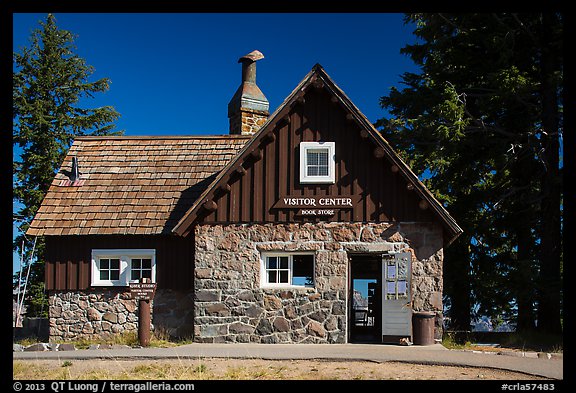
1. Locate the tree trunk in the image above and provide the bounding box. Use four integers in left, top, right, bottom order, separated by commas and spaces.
536, 12, 562, 334
444, 237, 472, 331
515, 224, 536, 332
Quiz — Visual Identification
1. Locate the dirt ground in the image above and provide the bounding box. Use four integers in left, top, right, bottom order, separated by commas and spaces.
13, 358, 549, 380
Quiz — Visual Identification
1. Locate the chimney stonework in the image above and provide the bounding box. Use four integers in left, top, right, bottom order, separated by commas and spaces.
229, 108, 269, 136
228, 50, 269, 135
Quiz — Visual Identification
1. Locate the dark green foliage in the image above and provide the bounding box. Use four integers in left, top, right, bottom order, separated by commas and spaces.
13, 14, 123, 317
377, 13, 562, 333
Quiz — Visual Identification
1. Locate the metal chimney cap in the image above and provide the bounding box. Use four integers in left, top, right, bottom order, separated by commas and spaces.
239, 50, 264, 63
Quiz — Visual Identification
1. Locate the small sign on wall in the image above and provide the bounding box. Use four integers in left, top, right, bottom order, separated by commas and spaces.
297, 209, 336, 216
129, 282, 157, 301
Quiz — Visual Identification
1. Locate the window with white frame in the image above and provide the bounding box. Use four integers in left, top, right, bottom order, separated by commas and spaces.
299, 141, 335, 184
98, 258, 121, 282
91, 249, 156, 286
261, 253, 314, 288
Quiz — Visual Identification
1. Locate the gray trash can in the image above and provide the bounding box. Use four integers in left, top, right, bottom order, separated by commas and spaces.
412, 311, 436, 345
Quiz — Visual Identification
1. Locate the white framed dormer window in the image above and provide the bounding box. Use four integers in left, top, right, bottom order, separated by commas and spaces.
299, 141, 336, 184
260, 253, 315, 288
91, 249, 156, 286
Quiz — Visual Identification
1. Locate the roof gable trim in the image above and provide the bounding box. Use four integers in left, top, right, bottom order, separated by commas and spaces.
172, 64, 463, 245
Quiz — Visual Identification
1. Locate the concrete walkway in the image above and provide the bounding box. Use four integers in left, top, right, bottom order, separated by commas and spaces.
14, 343, 563, 380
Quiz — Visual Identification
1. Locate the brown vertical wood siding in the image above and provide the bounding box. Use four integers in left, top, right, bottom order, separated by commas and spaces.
45, 87, 438, 291
45, 234, 194, 291
200, 88, 435, 224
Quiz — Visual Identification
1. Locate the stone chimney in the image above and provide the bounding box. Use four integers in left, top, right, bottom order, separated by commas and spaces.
228, 50, 269, 135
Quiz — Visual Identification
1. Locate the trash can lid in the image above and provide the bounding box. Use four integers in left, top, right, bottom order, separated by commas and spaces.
413, 311, 436, 318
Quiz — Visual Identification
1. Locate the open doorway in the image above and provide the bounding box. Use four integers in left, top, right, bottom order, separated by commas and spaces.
348, 254, 381, 343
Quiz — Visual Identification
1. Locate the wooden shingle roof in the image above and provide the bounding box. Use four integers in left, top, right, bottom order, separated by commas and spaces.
26, 135, 249, 236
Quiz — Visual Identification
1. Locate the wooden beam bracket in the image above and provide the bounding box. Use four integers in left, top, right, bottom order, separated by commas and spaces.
312, 78, 325, 90
373, 147, 385, 159
250, 149, 263, 161
261, 132, 276, 145
290, 94, 306, 108
218, 183, 231, 194
203, 200, 217, 212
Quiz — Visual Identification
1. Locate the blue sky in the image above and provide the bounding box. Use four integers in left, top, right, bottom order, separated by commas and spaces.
12, 13, 420, 275
13, 13, 419, 135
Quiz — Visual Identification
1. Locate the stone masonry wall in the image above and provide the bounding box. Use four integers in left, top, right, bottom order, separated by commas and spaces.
194, 222, 444, 343
49, 290, 138, 341
48, 222, 443, 343
152, 289, 195, 339
49, 289, 195, 342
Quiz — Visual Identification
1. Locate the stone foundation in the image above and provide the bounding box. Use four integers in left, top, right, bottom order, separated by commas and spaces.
194, 222, 444, 343
49, 289, 195, 342
49, 290, 138, 341
152, 290, 195, 339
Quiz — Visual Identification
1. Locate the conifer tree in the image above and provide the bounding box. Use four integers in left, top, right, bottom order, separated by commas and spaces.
377, 13, 563, 333
13, 14, 122, 317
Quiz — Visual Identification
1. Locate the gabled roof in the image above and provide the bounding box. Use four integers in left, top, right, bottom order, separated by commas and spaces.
173, 64, 463, 245
26, 136, 249, 236
28, 64, 463, 245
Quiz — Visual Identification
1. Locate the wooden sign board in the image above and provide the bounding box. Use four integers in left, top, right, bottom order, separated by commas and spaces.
129, 282, 157, 301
